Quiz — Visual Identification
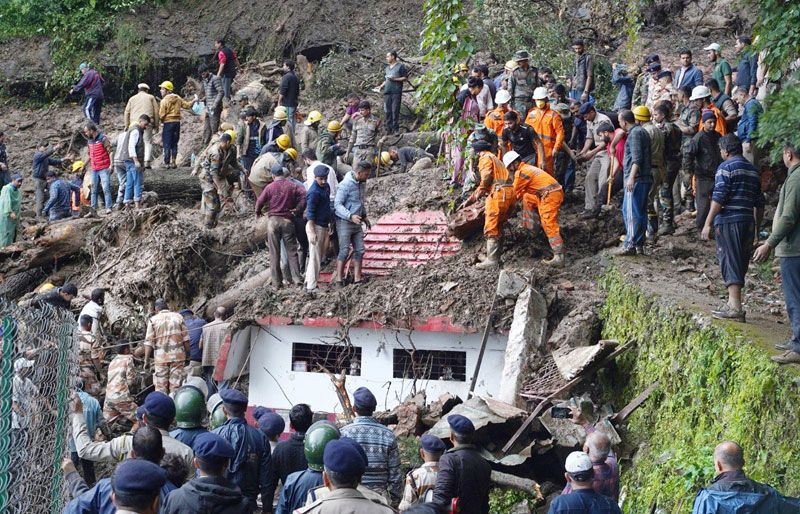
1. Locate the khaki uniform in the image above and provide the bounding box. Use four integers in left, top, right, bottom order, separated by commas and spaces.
103, 353, 138, 422
145, 309, 189, 395
300, 487, 393, 514
249, 152, 281, 198
125, 90, 161, 164
299, 124, 320, 155
77, 328, 104, 397
199, 142, 239, 227
398, 461, 439, 511
349, 114, 381, 168
510, 66, 539, 116
159, 93, 193, 123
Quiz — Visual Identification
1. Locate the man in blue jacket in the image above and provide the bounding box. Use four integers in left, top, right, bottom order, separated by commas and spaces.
333, 162, 372, 286
305, 164, 333, 293
32, 140, 65, 219
212, 388, 274, 512
42, 171, 80, 221
734, 87, 763, 167
691, 441, 800, 514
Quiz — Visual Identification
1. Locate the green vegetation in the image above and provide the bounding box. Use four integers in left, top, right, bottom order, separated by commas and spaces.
489, 488, 539, 513
600, 268, 800, 513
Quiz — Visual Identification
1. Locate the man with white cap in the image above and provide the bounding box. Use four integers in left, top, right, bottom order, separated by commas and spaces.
548, 451, 622, 514
124, 83, 160, 169
704, 43, 732, 96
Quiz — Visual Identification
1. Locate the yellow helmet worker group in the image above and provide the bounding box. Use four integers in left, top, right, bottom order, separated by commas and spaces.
276, 134, 292, 150
305, 110, 323, 126
159, 80, 174, 92
327, 120, 343, 133
274, 106, 288, 121
285, 148, 298, 160
633, 105, 651, 121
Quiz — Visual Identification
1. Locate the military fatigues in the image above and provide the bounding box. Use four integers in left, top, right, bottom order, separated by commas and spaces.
199, 142, 242, 228
145, 310, 189, 395
349, 114, 381, 169
301, 487, 393, 514
398, 462, 439, 511
103, 353, 138, 423
679, 104, 701, 209
77, 328, 104, 398
509, 66, 539, 117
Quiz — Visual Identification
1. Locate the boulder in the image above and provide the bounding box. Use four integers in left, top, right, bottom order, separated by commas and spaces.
548, 300, 602, 349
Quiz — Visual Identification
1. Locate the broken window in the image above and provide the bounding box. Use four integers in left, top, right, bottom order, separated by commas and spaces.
392, 349, 467, 382
291, 343, 362, 376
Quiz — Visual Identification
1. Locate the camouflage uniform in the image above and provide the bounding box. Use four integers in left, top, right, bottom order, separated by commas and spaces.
510, 66, 539, 117
348, 114, 381, 169
76, 328, 104, 398
103, 353, 138, 423
198, 142, 241, 228
145, 309, 189, 395
398, 461, 439, 511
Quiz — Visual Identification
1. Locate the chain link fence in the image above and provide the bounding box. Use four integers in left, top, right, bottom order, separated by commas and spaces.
0, 299, 77, 514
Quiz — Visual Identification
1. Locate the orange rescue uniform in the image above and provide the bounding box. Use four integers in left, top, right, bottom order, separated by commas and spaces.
512, 162, 564, 254
524, 105, 564, 175
471, 151, 515, 238
697, 104, 728, 136
484, 107, 518, 140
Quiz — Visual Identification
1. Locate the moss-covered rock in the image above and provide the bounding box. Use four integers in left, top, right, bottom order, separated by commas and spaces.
600, 268, 800, 513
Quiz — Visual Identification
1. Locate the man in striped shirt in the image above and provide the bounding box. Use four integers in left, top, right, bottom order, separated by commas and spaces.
701, 134, 765, 322
340, 387, 401, 503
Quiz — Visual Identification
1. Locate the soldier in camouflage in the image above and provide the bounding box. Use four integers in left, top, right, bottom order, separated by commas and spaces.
76, 314, 104, 398
347, 101, 381, 171
509, 50, 540, 117
195, 132, 242, 228
103, 338, 138, 423
144, 298, 190, 395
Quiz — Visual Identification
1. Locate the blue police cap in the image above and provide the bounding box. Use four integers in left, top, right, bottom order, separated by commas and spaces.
313, 164, 329, 178
447, 414, 475, 435
193, 432, 236, 465
420, 434, 446, 453
323, 439, 367, 476
136, 405, 146, 421
578, 102, 595, 116
220, 388, 248, 406
112, 459, 167, 495
259, 412, 286, 438
352, 387, 377, 413
252, 406, 271, 421
144, 391, 175, 421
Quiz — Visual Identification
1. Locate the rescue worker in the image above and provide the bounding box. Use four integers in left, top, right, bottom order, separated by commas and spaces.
263, 106, 293, 150
686, 111, 723, 232
462, 140, 515, 269
276, 422, 340, 514
143, 298, 190, 396
707, 78, 739, 133
103, 339, 138, 424
676, 85, 701, 212
124, 83, 160, 169
170, 382, 209, 450
83, 122, 114, 216
300, 110, 323, 156
347, 101, 381, 169
250, 134, 293, 199
484, 89, 516, 144
634, 105, 665, 240
525, 87, 565, 175
653, 102, 682, 235
501, 111, 538, 164
199, 65, 224, 145
317, 120, 347, 174
196, 132, 242, 228
398, 434, 445, 510
43, 170, 80, 221
0, 174, 22, 246
212, 388, 274, 512
76, 315, 104, 398
509, 50, 539, 116
123, 114, 152, 209
158, 80, 193, 169
388, 147, 434, 174
506, 151, 565, 267
690, 85, 727, 135
237, 106, 265, 175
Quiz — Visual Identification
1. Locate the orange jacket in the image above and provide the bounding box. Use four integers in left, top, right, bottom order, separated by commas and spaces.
484, 107, 517, 138
697, 104, 728, 136
512, 163, 561, 199
475, 151, 511, 198
525, 106, 564, 154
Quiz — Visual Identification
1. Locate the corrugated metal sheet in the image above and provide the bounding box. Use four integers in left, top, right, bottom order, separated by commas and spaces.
361, 211, 461, 275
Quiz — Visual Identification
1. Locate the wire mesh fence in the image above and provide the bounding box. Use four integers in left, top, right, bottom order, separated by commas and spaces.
0, 299, 77, 514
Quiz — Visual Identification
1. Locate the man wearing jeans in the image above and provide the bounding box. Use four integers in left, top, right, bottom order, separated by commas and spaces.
278, 60, 300, 131
83, 123, 113, 216
113, 128, 130, 208
380, 51, 407, 135
617, 109, 652, 256
334, 162, 371, 285
124, 115, 152, 209
32, 141, 65, 219
200, 65, 224, 145
755, 144, 800, 363
304, 164, 332, 294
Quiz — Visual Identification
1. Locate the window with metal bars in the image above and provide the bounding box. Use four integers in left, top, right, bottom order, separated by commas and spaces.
291, 342, 362, 376
392, 349, 467, 382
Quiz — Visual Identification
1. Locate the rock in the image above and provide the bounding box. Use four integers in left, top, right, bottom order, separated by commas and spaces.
508, 500, 532, 514
497, 270, 528, 300
548, 300, 601, 349
422, 393, 462, 426
393, 401, 423, 437
233, 80, 274, 117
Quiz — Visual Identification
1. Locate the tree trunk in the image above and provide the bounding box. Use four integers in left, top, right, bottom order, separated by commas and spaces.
203, 268, 272, 318
490, 470, 542, 498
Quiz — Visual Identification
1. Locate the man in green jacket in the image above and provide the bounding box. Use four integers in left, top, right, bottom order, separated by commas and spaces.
755, 144, 800, 363
0, 174, 22, 246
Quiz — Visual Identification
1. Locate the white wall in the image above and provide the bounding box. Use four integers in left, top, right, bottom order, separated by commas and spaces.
248, 324, 507, 413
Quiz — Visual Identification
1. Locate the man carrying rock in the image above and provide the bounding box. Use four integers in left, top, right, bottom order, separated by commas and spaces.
124, 83, 160, 169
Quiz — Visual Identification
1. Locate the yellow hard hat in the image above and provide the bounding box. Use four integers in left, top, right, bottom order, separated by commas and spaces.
159, 81, 174, 91
327, 120, 343, 133
285, 148, 298, 160
72, 160, 85, 172
274, 106, 288, 121
276, 134, 291, 150
380, 151, 391, 166
633, 105, 651, 121
225, 129, 237, 141
220, 122, 235, 132
305, 110, 323, 125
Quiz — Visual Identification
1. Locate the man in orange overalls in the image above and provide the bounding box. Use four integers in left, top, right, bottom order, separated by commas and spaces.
484, 89, 517, 151
506, 150, 565, 267
463, 140, 515, 269
525, 87, 564, 176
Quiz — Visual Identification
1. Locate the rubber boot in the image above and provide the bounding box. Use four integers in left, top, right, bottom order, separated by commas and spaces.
543, 253, 565, 268
475, 238, 500, 269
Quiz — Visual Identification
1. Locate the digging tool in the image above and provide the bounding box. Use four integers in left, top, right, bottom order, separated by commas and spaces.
468, 274, 505, 395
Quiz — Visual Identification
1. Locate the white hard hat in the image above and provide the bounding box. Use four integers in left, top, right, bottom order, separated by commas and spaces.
532, 87, 549, 100
565, 451, 593, 474
689, 85, 711, 101
502, 150, 521, 168
495, 89, 512, 105
703, 43, 721, 52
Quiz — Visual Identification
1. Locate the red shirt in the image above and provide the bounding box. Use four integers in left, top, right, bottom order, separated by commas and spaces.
217, 49, 237, 64
255, 177, 306, 219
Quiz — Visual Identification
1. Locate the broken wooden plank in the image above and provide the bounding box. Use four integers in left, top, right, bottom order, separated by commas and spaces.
611, 380, 660, 425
